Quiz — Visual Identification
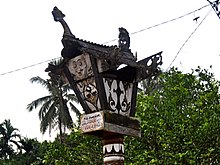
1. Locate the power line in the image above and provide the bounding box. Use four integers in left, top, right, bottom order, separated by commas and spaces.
167, 9, 212, 70
103, 3, 210, 44
0, 3, 211, 77
0, 58, 59, 76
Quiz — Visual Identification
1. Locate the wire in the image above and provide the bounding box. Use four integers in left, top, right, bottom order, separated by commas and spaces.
0, 57, 59, 76
103, 3, 210, 44
0, 3, 211, 77
167, 9, 212, 70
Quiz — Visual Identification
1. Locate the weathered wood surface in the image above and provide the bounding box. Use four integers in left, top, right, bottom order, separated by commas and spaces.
80, 110, 141, 137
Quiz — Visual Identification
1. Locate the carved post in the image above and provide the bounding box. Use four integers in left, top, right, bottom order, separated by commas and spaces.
102, 134, 124, 165
49, 7, 163, 165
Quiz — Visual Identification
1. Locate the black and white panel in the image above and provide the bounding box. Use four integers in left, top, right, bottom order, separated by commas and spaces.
103, 78, 133, 116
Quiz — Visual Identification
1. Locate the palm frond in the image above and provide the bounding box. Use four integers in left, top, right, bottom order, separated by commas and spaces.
27, 95, 52, 112
30, 76, 48, 87
38, 98, 54, 120
65, 93, 79, 103
4, 120, 19, 134
40, 102, 57, 134
49, 58, 63, 66
60, 102, 73, 129
9, 139, 21, 149
62, 84, 73, 93
69, 102, 81, 117
10, 133, 21, 139
0, 125, 6, 136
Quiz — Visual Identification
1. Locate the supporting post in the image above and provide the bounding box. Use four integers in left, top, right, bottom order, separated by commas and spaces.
102, 134, 124, 165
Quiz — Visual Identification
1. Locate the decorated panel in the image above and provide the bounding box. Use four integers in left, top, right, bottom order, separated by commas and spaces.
103, 78, 133, 116
76, 77, 101, 112
67, 53, 93, 81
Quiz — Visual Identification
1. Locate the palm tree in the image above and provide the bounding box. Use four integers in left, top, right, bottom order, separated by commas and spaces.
27, 59, 81, 140
0, 119, 21, 159
19, 137, 38, 154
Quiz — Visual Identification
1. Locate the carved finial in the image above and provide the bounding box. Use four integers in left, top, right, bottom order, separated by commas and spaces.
52, 6, 65, 22
52, 6, 75, 37
118, 27, 130, 51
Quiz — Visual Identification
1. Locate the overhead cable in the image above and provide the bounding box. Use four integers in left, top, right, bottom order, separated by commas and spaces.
103, 3, 210, 44
167, 9, 212, 70
0, 58, 59, 76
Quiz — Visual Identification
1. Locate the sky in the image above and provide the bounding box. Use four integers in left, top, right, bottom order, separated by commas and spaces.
0, 0, 220, 141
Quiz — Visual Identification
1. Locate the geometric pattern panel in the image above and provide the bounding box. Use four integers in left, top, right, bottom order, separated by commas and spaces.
103, 78, 133, 116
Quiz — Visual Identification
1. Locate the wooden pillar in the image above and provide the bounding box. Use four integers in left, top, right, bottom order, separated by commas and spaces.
102, 134, 124, 165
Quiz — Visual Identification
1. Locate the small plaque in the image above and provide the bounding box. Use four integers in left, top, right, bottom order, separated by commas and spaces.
80, 112, 104, 133
80, 111, 141, 137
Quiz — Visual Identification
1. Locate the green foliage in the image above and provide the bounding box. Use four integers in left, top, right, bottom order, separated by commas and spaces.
0, 118, 49, 164
0, 136, 48, 164
125, 67, 220, 164
0, 119, 21, 159
2, 66, 220, 164
42, 130, 102, 165
27, 75, 80, 138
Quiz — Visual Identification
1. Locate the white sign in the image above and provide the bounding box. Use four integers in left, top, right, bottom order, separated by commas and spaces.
80, 112, 104, 133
